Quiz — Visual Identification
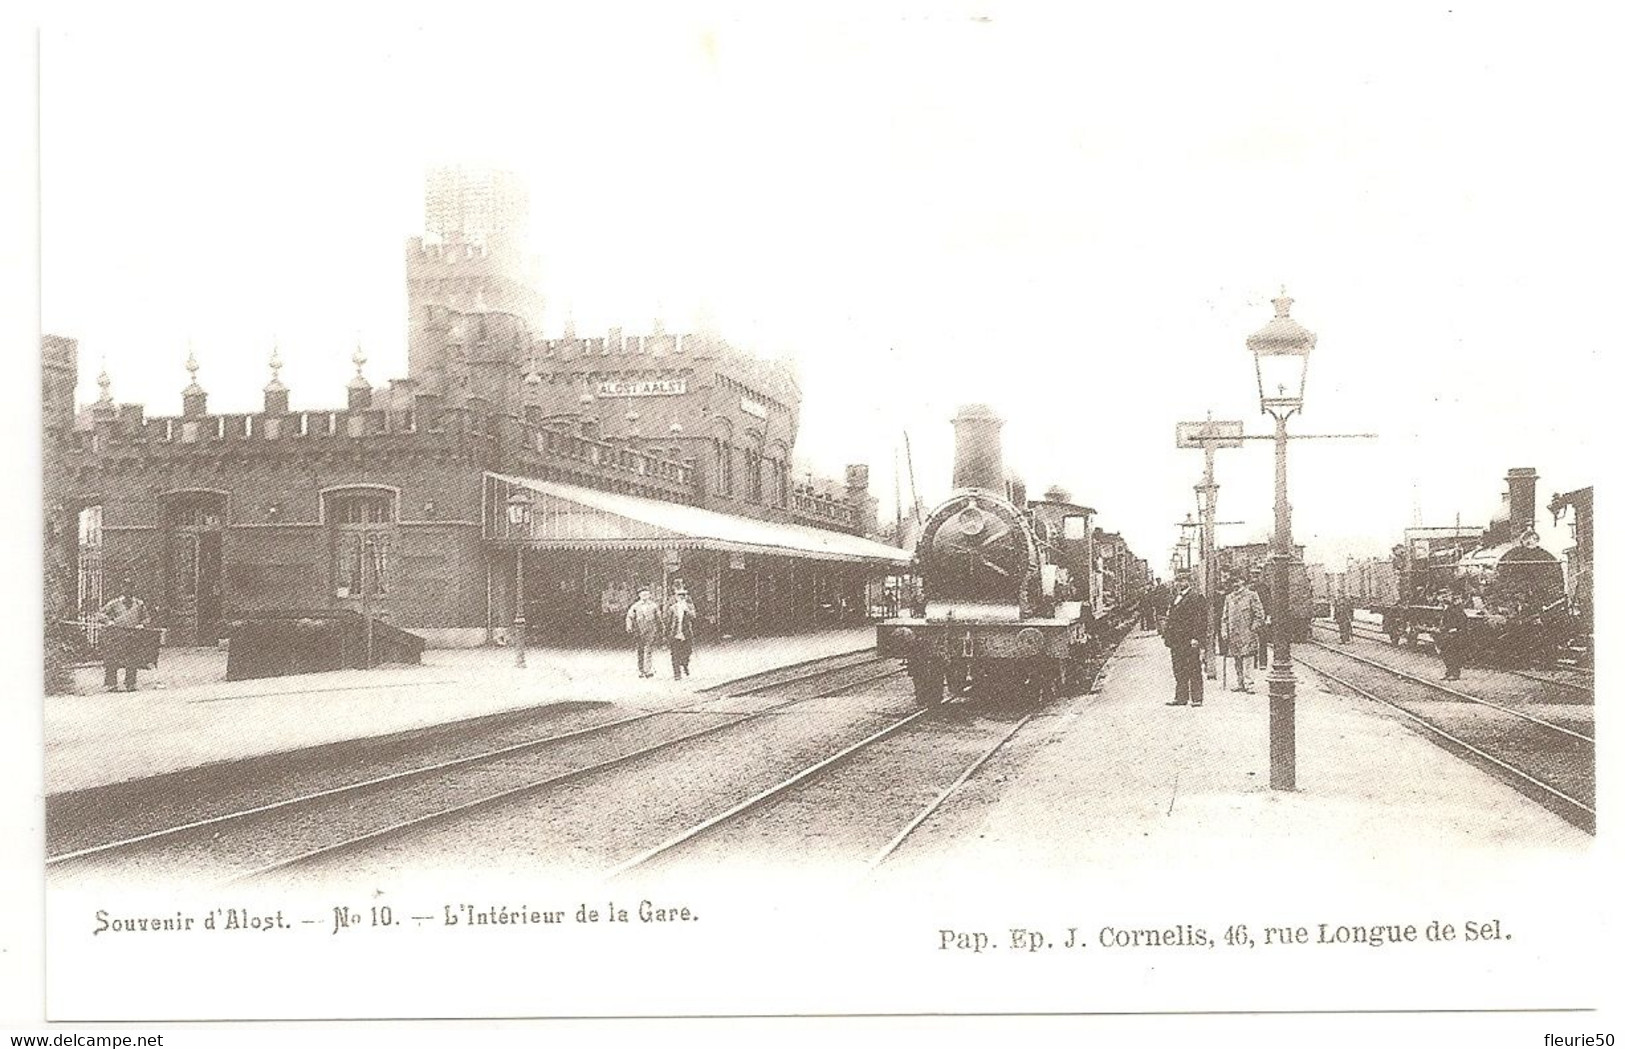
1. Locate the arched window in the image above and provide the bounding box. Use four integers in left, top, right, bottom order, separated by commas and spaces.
745, 448, 763, 502
325, 488, 397, 605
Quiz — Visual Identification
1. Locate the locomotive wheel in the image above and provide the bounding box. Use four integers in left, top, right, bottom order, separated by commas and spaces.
912, 660, 945, 707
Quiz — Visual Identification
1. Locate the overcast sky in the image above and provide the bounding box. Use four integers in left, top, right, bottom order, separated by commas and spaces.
40, 5, 1609, 569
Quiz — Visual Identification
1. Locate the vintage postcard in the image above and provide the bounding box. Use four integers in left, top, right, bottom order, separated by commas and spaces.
9, 4, 1619, 1042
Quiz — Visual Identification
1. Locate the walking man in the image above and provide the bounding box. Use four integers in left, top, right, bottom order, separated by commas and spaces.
1163, 571, 1207, 707
1437, 591, 1468, 681
97, 577, 151, 692
664, 587, 697, 680
1334, 595, 1355, 643
624, 586, 663, 679
1221, 574, 1265, 693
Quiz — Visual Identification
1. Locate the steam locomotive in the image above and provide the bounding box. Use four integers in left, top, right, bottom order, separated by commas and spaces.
1376, 469, 1578, 666
876, 405, 1102, 705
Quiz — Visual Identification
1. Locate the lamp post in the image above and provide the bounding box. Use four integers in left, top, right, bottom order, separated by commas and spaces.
506, 490, 535, 668
1246, 289, 1316, 790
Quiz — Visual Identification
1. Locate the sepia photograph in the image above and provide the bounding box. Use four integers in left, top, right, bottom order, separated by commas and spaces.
6, 2, 1619, 1042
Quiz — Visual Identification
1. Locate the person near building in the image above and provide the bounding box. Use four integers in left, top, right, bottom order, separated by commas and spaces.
1437, 591, 1469, 681
1162, 572, 1207, 707
96, 577, 151, 692
624, 586, 663, 679
1334, 595, 1355, 643
1221, 574, 1266, 693
664, 587, 698, 680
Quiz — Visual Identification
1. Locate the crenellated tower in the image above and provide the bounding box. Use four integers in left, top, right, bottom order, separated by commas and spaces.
406, 167, 546, 398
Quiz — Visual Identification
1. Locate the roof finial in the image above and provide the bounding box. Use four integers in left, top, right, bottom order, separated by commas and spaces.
182, 342, 205, 396
265, 338, 287, 393
1273, 286, 1293, 317
348, 336, 370, 390
96, 358, 113, 405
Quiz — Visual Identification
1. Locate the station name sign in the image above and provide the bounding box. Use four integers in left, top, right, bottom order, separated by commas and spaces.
595, 379, 687, 398
1175, 419, 1244, 449
739, 396, 768, 419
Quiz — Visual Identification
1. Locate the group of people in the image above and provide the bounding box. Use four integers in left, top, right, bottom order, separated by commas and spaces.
622, 585, 700, 680
1156, 569, 1275, 707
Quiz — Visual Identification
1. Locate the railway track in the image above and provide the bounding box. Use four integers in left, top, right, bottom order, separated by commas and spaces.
1309, 619, 1594, 701
47, 652, 907, 885
607, 637, 1125, 880
1294, 640, 1594, 833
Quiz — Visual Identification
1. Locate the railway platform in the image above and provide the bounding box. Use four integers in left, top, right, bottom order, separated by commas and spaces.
44, 628, 874, 796
898, 627, 1589, 881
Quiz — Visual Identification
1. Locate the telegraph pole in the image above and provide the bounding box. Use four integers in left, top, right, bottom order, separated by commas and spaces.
1177, 415, 1244, 679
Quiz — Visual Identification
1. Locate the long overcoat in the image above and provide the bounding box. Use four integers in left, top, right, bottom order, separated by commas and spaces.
1222, 586, 1266, 656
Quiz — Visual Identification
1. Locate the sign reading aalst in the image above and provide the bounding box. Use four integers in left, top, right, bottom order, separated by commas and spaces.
595, 379, 687, 398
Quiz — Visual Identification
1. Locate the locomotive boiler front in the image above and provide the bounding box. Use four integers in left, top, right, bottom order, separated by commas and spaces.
917, 493, 1040, 618
877, 403, 1092, 705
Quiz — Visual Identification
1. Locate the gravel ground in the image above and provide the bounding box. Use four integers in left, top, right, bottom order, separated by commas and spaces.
627, 696, 1038, 881
1294, 643, 1594, 822
47, 666, 908, 887
45, 700, 629, 858
263, 681, 918, 888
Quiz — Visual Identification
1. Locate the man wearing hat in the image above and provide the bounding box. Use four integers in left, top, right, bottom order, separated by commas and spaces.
97, 577, 152, 692
664, 586, 698, 680
1162, 570, 1207, 707
624, 586, 663, 678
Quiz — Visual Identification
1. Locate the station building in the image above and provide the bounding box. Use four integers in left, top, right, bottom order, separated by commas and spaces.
55, 340, 906, 649
49, 168, 906, 651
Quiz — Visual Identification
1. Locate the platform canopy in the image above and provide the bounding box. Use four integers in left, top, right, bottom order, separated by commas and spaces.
484, 472, 913, 567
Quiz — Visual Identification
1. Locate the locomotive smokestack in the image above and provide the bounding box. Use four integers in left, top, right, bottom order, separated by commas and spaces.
1506, 467, 1539, 537
951, 404, 1005, 492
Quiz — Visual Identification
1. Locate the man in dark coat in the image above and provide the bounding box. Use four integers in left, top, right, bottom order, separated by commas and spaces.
1437, 591, 1468, 680
1334, 595, 1355, 643
663, 587, 698, 680
97, 577, 152, 692
1163, 572, 1207, 707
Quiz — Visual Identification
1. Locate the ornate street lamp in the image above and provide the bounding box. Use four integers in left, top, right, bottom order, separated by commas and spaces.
506, 490, 535, 668
1246, 289, 1316, 790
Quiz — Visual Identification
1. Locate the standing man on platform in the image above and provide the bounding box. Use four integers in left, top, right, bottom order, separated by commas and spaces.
1334, 595, 1355, 643
1437, 591, 1468, 680
1163, 571, 1207, 707
664, 587, 697, 679
625, 586, 663, 679
97, 577, 151, 693
1221, 574, 1266, 693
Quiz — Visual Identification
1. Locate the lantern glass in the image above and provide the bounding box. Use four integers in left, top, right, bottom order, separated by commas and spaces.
1255, 351, 1307, 413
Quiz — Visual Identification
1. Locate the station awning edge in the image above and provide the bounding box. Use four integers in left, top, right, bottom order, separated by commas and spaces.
484, 472, 913, 567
